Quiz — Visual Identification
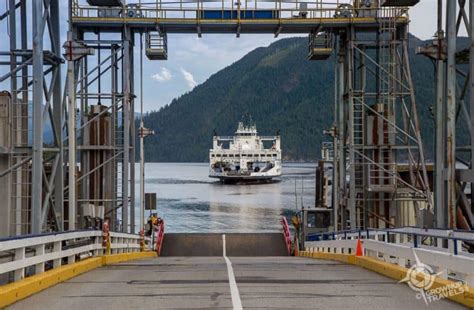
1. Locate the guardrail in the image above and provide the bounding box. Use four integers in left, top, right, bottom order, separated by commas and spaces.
72, 0, 409, 22
0, 229, 148, 284
281, 217, 292, 255
305, 227, 474, 286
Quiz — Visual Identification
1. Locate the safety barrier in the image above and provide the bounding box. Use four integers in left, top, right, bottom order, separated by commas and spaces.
280, 217, 291, 255
305, 227, 474, 287
155, 220, 165, 256
0, 229, 146, 284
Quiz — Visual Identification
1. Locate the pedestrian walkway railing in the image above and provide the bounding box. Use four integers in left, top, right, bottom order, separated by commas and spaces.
0, 229, 147, 284
72, 0, 409, 22
305, 227, 474, 286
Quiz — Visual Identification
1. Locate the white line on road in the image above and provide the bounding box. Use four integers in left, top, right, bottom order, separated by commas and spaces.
223, 234, 243, 310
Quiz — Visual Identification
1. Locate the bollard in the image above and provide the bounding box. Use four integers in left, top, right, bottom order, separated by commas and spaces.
139, 229, 145, 252
102, 220, 111, 255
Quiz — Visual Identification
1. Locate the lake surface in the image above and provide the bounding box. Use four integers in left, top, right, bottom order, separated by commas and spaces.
134, 162, 315, 233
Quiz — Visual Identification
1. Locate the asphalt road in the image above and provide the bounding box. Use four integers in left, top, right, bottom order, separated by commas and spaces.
8, 256, 466, 309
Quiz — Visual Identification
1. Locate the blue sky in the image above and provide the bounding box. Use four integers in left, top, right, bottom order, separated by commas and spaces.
0, 1, 458, 112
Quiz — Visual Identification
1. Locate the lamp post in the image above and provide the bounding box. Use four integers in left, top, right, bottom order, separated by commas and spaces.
139, 125, 154, 232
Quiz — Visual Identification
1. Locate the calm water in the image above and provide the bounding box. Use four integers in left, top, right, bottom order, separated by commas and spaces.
134, 163, 315, 233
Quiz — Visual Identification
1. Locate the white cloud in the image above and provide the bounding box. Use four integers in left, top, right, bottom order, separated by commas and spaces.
151, 67, 172, 82
180, 68, 197, 89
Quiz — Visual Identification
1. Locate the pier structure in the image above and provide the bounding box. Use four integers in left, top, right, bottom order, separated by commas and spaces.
0, 0, 435, 235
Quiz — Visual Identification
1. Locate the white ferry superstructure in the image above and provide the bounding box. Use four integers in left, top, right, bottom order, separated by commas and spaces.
209, 121, 282, 183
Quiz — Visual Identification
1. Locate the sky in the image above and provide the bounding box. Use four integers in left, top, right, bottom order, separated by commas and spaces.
0, 1, 466, 112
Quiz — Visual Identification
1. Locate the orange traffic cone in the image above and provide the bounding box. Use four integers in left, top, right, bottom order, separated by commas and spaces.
356, 239, 363, 257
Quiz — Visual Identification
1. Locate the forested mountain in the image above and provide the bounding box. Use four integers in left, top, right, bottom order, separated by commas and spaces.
140, 35, 441, 162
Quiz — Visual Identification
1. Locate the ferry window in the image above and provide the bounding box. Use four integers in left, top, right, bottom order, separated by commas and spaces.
216, 154, 221, 157
267, 154, 271, 157
211, 154, 215, 157
236, 154, 240, 157
272, 154, 277, 157
223, 154, 227, 157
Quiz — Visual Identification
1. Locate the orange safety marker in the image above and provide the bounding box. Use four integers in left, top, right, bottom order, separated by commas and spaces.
356, 239, 363, 256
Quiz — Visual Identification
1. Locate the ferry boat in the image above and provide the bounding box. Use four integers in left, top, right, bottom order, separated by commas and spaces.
209, 119, 282, 183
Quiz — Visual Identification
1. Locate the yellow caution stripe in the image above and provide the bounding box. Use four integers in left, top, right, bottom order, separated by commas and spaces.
0, 251, 157, 308
298, 251, 474, 308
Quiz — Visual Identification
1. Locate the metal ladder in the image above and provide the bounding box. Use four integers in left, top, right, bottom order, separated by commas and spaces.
352, 98, 365, 190
368, 6, 398, 192
10, 88, 32, 235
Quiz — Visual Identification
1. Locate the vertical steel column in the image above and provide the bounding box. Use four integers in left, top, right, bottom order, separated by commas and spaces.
332, 62, 339, 232
122, 27, 131, 233
31, 0, 44, 233
337, 42, 346, 229
139, 34, 145, 231
51, 0, 64, 230
80, 37, 88, 229
130, 36, 136, 234
470, 0, 474, 214
9, 0, 16, 105
435, 0, 446, 228
67, 32, 77, 230
446, 0, 457, 228
8, 0, 16, 237
111, 45, 118, 231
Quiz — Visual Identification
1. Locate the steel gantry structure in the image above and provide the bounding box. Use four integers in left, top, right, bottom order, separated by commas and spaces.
0, 0, 64, 236
417, 0, 474, 230
1, 0, 453, 236
332, 6, 432, 230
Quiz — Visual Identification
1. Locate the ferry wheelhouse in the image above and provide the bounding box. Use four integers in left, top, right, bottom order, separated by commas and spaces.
209, 121, 282, 183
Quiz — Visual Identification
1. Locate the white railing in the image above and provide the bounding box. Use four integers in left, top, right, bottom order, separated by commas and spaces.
305, 227, 474, 287
0, 230, 144, 284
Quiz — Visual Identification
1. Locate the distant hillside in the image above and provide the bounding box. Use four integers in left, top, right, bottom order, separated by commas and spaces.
140, 35, 446, 162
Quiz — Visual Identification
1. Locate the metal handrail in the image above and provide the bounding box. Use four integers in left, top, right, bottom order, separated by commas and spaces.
305, 227, 474, 286
0, 229, 146, 284
71, 1, 409, 22
307, 227, 474, 243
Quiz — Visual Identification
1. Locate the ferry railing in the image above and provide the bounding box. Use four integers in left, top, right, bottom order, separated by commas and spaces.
0, 228, 146, 284
280, 217, 292, 255
304, 227, 474, 286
